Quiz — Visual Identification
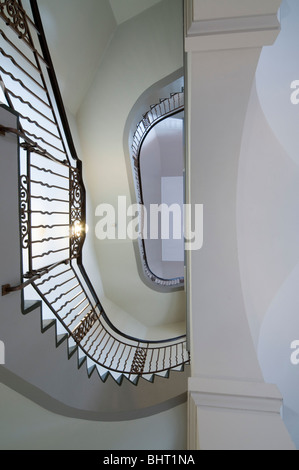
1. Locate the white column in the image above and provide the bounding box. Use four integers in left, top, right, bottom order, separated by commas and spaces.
185, 0, 295, 450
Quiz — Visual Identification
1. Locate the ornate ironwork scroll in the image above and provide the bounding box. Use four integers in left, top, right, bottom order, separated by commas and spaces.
0, 0, 30, 42
130, 347, 148, 375
70, 167, 84, 258
72, 310, 98, 344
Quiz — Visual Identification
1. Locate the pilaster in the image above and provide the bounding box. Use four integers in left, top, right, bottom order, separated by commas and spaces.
185, 0, 295, 449
188, 378, 295, 450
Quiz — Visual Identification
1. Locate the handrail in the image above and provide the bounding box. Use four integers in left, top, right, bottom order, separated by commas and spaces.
76, 258, 186, 346
2, 259, 70, 296
131, 93, 185, 291
0, 0, 189, 383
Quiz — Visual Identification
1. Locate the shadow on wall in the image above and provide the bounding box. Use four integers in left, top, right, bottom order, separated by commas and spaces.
0, 340, 4, 364
258, 263, 299, 449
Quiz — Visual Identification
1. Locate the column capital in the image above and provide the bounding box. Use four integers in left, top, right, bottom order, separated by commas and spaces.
185, 0, 282, 51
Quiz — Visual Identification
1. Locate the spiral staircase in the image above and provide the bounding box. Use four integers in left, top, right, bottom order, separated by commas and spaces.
0, 0, 189, 415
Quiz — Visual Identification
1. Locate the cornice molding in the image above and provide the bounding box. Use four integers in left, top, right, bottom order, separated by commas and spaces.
189, 377, 283, 414
185, 0, 282, 51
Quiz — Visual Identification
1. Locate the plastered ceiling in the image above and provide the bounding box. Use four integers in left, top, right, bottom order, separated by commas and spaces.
109, 0, 163, 25
37, 0, 163, 115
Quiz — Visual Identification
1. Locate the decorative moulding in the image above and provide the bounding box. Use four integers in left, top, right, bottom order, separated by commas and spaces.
185, 0, 281, 52
187, 376, 296, 450
188, 377, 283, 414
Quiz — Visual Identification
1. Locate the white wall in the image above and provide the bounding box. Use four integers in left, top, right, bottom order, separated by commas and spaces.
237, 84, 299, 349
237, 0, 299, 448
0, 383, 187, 450
36, 0, 117, 114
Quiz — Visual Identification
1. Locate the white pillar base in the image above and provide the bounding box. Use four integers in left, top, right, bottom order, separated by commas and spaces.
188, 377, 295, 450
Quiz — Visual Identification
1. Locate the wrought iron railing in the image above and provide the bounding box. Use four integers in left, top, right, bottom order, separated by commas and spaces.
131, 92, 185, 291
0, 0, 189, 384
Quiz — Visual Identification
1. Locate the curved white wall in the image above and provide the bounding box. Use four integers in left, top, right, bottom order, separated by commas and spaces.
237, 83, 299, 349
0, 383, 187, 450
237, 0, 299, 447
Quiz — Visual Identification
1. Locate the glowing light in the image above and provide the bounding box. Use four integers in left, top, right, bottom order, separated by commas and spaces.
71, 221, 83, 238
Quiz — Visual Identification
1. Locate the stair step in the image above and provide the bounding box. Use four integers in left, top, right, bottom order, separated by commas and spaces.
171, 364, 185, 372
127, 374, 140, 386
56, 333, 68, 347
109, 371, 124, 385
155, 370, 170, 379
67, 343, 78, 359
96, 365, 109, 383
41, 318, 56, 333
87, 363, 96, 378
77, 348, 87, 369
141, 374, 155, 383
24, 299, 42, 315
